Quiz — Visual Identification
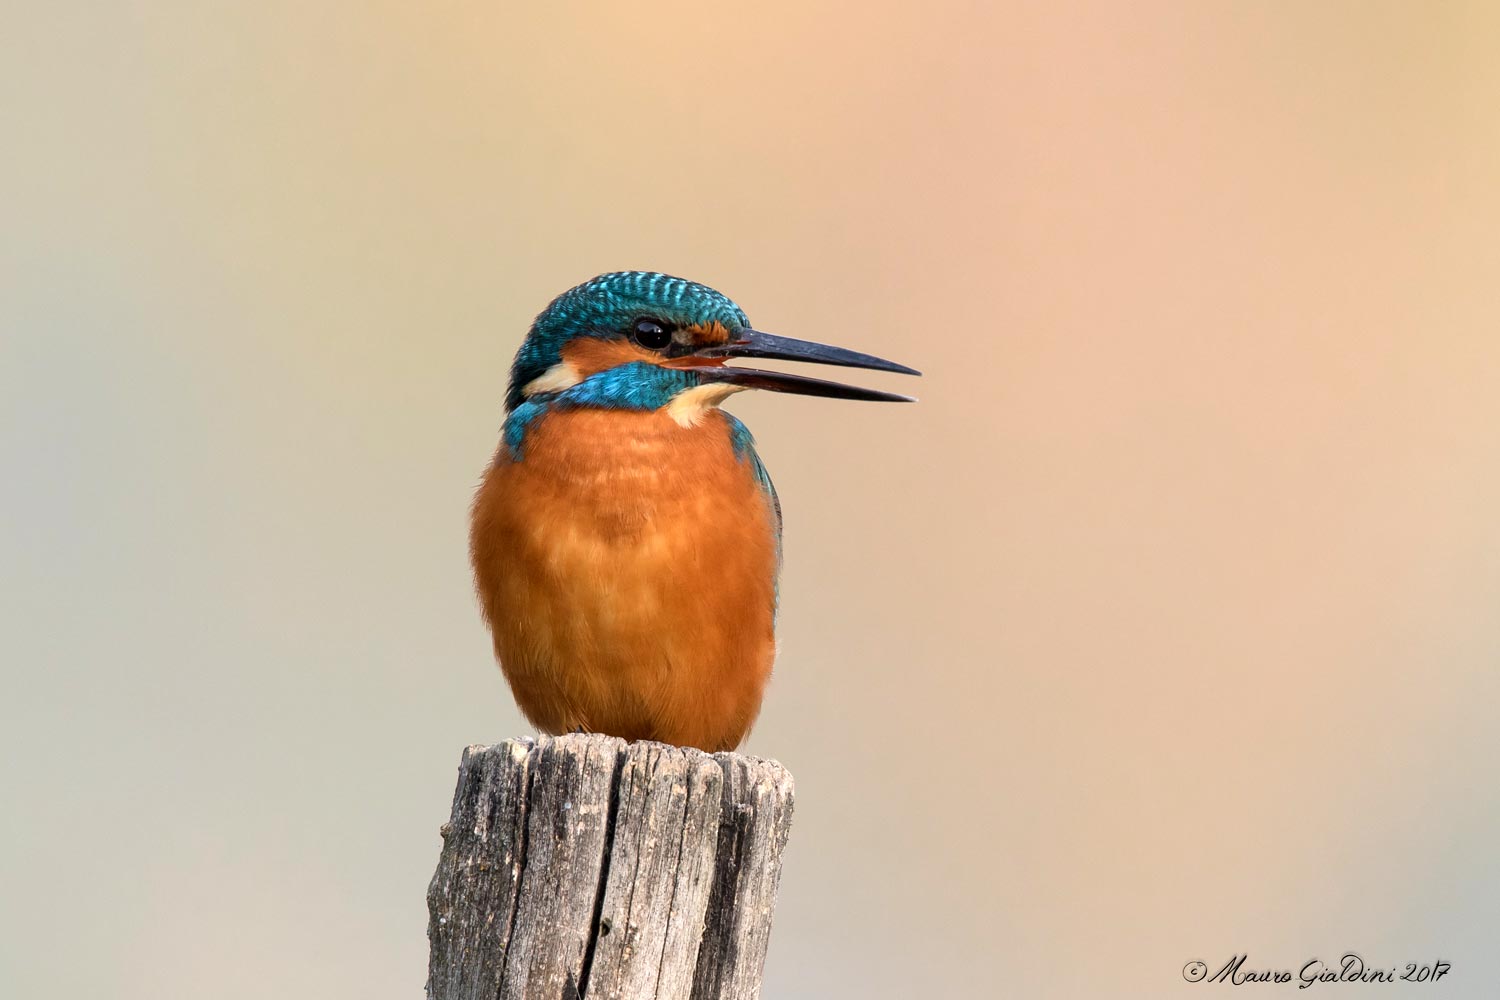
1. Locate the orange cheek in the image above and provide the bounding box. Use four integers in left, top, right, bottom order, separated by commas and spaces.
559, 335, 733, 374
685, 320, 733, 345
559, 338, 661, 377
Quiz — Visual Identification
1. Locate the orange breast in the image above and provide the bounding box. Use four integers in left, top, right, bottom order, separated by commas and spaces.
469, 407, 780, 751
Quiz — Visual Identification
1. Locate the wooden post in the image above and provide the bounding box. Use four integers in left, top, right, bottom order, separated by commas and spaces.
426, 733, 795, 1000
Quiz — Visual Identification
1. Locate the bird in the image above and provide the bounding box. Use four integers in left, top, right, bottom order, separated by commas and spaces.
470, 272, 918, 751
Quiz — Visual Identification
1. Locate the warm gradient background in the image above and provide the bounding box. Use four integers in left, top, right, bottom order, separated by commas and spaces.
5, 3, 1499, 998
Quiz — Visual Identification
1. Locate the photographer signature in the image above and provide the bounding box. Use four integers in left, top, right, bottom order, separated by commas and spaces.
1182, 953, 1450, 988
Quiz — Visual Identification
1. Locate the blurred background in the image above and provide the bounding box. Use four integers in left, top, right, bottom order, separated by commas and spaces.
5, 3, 1499, 997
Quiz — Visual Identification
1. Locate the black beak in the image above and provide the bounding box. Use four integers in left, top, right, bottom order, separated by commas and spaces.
693, 365, 917, 402
704, 329, 921, 376
691, 328, 920, 401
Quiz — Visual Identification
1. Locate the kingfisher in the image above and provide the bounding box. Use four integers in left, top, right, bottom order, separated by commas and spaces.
470, 272, 918, 751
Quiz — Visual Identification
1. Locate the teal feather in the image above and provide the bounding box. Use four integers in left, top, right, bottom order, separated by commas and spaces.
507, 271, 748, 411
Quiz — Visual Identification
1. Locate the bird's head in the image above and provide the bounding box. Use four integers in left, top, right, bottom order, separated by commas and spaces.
506, 271, 918, 415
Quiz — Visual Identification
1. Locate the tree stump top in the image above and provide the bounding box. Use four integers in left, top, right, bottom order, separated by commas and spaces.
426, 734, 794, 1000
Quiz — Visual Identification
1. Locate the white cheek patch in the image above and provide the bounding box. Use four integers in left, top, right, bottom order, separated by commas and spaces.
523, 362, 582, 397
666, 382, 746, 428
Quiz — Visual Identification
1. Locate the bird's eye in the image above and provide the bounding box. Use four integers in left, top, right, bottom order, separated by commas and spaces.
631, 318, 673, 350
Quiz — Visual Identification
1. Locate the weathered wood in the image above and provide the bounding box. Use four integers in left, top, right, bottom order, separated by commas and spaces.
426, 734, 795, 1000
500, 734, 623, 998
690, 754, 796, 1000
425, 740, 532, 999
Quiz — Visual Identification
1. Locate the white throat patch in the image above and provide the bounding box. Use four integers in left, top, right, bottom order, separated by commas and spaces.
523, 362, 582, 397
667, 382, 747, 428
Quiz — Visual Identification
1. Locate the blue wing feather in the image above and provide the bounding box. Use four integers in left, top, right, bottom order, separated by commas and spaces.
724, 413, 781, 554
725, 413, 781, 617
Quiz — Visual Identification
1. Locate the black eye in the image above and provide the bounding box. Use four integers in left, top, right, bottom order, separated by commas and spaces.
632, 317, 672, 350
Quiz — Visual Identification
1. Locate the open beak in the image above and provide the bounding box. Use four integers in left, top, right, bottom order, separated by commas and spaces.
690, 328, 920, 402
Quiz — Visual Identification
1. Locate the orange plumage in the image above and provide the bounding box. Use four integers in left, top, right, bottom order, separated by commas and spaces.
470, 407, 779, 752
471, 271, 916, 751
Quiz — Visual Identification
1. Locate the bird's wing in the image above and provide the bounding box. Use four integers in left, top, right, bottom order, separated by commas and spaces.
749, 443, 782, 549
724, 413, 782, 556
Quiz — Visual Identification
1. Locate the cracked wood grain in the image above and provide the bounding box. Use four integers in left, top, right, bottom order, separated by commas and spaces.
426, 734, 794, 1000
